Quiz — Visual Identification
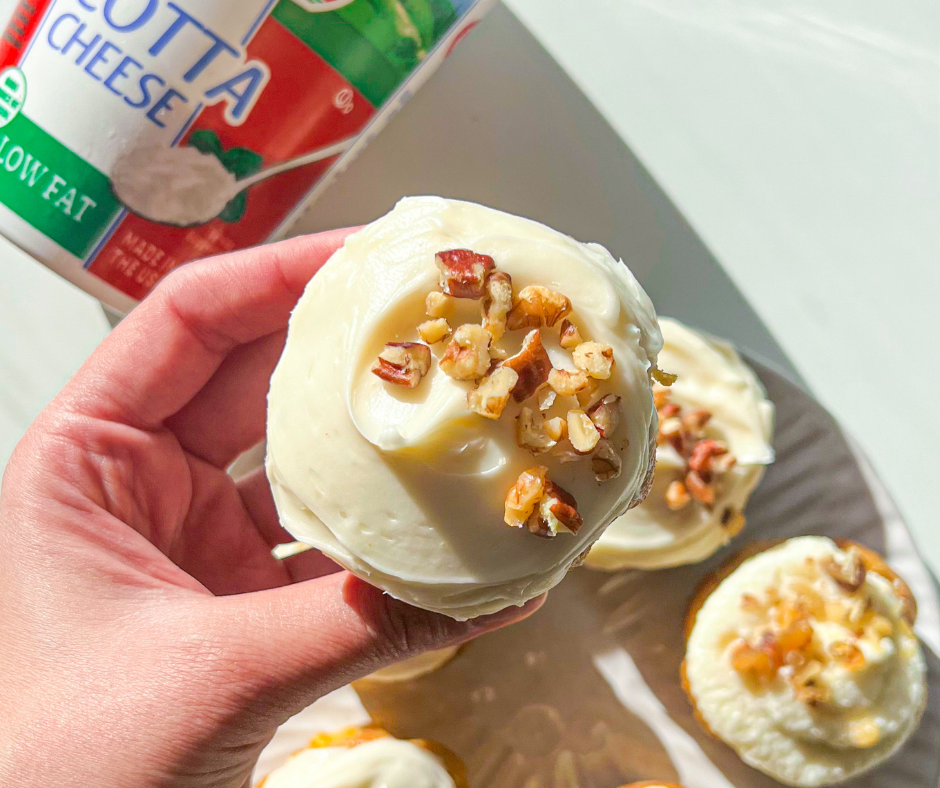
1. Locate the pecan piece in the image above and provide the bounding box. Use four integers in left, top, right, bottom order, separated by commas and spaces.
665, 479, 691, 510
506, 285, 572, 330
504, 466, 547, 529
688, 439, 730, 474
482, 270, 513, 340
371, 342, 431, 388
435, 249, 496, 299
544, 416, 567, 442
822, 550, 867, 594
558, 319, 583, 349
468, 366, 519, 420
516, 406, 558, 454
547, 368, 591, 397
502, 329, 552, 401
586, 394, 622, 438
426, 291, 452, 318
536, 385, 556, 412
685, 469, 714, 505
592, 439, 622, 482
650, 365, 677, 386
829, 641, 866, 670
567, 409, 601, 454
527, 480, 582, 537
573, 341, 615, 380
417, 318, 451, 344
439, 324, 492, 380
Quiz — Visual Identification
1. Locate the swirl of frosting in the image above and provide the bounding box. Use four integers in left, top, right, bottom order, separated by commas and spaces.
266, 197, 661, 619
684, 537, 926, 786
260, 739, 455, 788
585, 318, 774, 571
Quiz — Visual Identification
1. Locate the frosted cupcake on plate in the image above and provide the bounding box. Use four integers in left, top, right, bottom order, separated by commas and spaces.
585, 318, 774, 571
683, 536, 926, 786
266, 197, 663, 619
258, 726, 468, 788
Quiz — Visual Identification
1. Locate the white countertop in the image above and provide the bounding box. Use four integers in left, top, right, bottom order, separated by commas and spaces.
1, 0, 937, 574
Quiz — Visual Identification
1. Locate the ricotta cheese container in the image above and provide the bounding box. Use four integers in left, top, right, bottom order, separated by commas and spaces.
0, 0, 491, 312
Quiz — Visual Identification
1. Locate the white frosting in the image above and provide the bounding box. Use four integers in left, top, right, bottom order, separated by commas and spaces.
585, 318, 774, 570
363, 646, 460, 683
266, 197, 661, 619
111, 143, 236, 226
685, 537, 926, 786
261, 740, 455, 788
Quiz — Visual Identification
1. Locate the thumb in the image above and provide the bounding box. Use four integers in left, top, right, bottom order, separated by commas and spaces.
203, 571, 543, 724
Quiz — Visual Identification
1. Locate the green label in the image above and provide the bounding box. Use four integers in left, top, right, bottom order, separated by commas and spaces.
0, 113, 121, 258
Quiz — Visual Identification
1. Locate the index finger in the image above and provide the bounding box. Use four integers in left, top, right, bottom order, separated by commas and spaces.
58, 228, 355, 430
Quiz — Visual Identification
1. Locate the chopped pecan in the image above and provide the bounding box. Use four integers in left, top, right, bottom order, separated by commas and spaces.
482, 271, 513, 340
731, 637, 779, 681
506, 285, 572, 330
688, 439, 730, 473
417, 318, 451, 344
559, 319, 583, 349
439, 324, 492, 380
720, 508, 746, 536
829, 641, 865, 670
576, 377, 599, 407
586, 394, 622, 438
536, 386, 556, 412
567, 410, 601, 454
544, 416, 567, 442
823, 550, 866, 594
791, 659, 830, 706
468, 366, 519, 420
516, 406, 558, 454
504, 466, 547, 529
425, 291, 452, 318
653, 388, 672, 409
435, 249, 495, 299
527, 480, 582, 537
681, 408, 712, 436
503, 329, 552, 401
847, 719, 880, 748
371, 342, 432, 388
685, 470, 714, 505
572, 341, 615, 380
665, 479, 691, 510
547, 368, 591, 397
592, 439, 622, 482
650, 365, 677, 386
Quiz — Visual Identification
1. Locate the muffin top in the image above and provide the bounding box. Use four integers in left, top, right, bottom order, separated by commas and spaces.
586, 318, 774, 570
266, 197, 662, 619
685, 536, 926, 786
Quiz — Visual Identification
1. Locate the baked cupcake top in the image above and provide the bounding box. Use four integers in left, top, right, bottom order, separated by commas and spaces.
266, 197, 662, 619
586, 318, 774, 570
684, 536, 926, 786
259, 727, 466, 788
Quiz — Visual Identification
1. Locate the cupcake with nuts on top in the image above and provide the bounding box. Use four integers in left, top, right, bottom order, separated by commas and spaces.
683, 536, 926, 786
585, 318, 774, 571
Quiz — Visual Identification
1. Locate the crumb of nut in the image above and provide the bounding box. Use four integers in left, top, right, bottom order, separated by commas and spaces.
848, 719, 881, 749
439, 324, 492, 380
575, 377, 599, 407
586, 394, 622, 438
468, 366, 519, 420
417, 318, 451, 344
665, 479, 691, 510
658, 416, 682, 444
547, 368, 591, 397
592, 439, 622, 481
371, 342, 432, 388
490, 345, 508, 361
502, 329, 553, 401
567, 409, 601, 453
822, 551, 866, 594
558, 319, 582, 349
435, 249, 495, 299
681, 408, 712, 437
506, 285, 572, 330
482, 271, 513, 340
544, 416, 567, 442
685, 470, 714, 505
572, 341, 614, 379
426, 291, 452, 318
527, 480, 583, 537
731, 638, 778, 680
504, 466, 547, 528
516, 406, 559, 454
653, 388, 672, 408
829, 641, 866, 670
536, 386, 556, 412
650, 365, 677, 386
688, 439, 729, 473
720, 508, 746, 536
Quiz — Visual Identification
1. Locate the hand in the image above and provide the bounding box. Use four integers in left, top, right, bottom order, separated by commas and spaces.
0, 232, 542, 788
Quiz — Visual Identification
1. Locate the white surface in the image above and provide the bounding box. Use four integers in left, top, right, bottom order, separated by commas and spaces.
0, 0, 937, 582
501, 0, 940, 573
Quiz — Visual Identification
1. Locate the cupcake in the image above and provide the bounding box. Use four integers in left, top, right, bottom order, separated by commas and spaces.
360, 646, 461, 684
258, 726, 467, 788
266, 197, 663, 619
683, 536, 926, 786
585, 318, 774, 571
